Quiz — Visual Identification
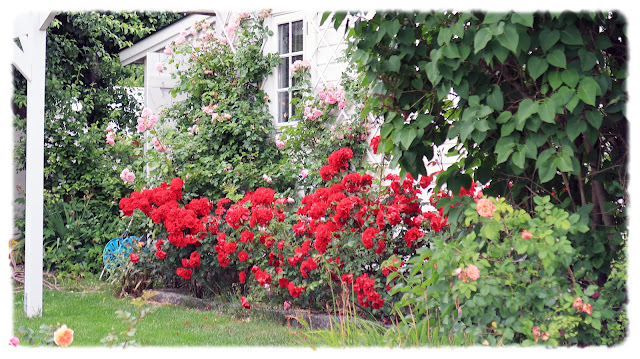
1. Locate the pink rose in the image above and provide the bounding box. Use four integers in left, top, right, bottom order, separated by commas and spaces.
9, 336, 19, 346
106, 132, 115, 146
465, 264, 480, 281
275, 140, 285, 149
476, 198, 496, 218
263, 174, 272, 183
156, 63, 164, 72
300, 168, 309, 178
120, 168, 135, 185
521, 230, 532, 239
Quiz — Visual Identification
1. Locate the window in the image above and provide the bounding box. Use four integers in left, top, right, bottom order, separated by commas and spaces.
276, 20, 303, 124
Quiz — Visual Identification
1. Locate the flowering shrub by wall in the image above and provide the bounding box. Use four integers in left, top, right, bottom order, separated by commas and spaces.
278, 56, 372, 192
384, 194, 597, 346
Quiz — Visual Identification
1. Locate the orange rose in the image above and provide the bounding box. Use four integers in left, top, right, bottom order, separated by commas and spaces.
476, 198, 496, 218
582, 303, 593, 315
53, 324, 74, 347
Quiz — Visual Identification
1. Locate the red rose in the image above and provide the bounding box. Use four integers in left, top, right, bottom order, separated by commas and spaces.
176, 267, 192, 280
129, 253, 139, 263
278, 277, 290, 288
239, 271, 246, 284
370, 135, 381, 154
155, 250, 167, 259
241, 296, 251, 309
238, 250, 249, 262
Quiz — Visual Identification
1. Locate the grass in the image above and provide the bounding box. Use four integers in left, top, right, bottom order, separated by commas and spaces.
12, 276, 300, 347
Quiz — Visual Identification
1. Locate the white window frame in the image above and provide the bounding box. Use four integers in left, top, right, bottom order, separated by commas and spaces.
266, 12, 306, 129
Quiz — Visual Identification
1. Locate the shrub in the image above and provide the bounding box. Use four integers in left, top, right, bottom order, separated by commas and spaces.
384, 194, 613, 346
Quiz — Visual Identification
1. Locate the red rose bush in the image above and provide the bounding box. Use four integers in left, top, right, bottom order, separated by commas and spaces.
118, 147, 479, 315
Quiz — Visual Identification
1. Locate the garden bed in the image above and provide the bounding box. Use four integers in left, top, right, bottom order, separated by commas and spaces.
148, 289, 363, 330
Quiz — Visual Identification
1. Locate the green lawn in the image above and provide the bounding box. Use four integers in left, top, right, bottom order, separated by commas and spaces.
12, 279, 302, 347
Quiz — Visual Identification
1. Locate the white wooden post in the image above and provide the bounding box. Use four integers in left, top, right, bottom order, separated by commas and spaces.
12, 12, 53, 318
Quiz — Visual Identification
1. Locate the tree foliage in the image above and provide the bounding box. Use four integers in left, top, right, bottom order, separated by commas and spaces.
329, 10, 627, 345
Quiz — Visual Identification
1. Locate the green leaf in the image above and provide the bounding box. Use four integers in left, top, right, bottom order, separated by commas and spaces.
566, 115, 587, 141
441, 44, 461, 58
386, 19, 401, 37
585, 109, 603, 129
320, 12, 332, 26
555, 151, 574, 172
487, 85, 504, 111
501, 121, 516, 137
398, 127, 417, 150
496, 111, 512, 124
517, 98, 538, 122
547, 49, 567, 68
511, 13, 534, 27
512, 149, 525, 169
503, 328, 515, 341
332, 12, 348, 30
425, 61, 442, 86
548, 71, 562, 90
539, 28, 560, 52
528, 56, 549, 80
496, 23, 519, 53
538, 160, 557, 183
577, 77, 599, 106
475, 119, 491, 132
474, 28, 493, 53
565, 94, 580, 113
538, 98, 557, 123
386, 55, 402, 72
560, 26, 584, 46
495, 137, 515, 164
578, 48, 599, 72
483, 13, 506, 24
397, 28, 415, 45
438, 27, 452, 46
561, 69, 579, 88
523, 138, 538, 159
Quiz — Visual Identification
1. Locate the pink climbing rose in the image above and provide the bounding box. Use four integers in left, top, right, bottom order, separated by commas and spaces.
476, 198, 496, 218
120, 168, 135, 185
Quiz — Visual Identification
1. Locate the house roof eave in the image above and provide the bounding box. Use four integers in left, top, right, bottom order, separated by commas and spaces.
119, 13, 215, 66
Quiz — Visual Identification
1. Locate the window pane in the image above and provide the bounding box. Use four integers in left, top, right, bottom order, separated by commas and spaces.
278, 60, 289, 89
278, 92, 289, 123
278, 23, 289, 54
292, 21, 303, 52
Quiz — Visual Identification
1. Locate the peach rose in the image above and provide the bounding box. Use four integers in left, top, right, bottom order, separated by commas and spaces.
521, 230, 533, 239
465, 264, 480, 281
572, 297, 584, 309
53, 324, 74, 347
582, 303, 593, 315
476, 198, 496, 218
